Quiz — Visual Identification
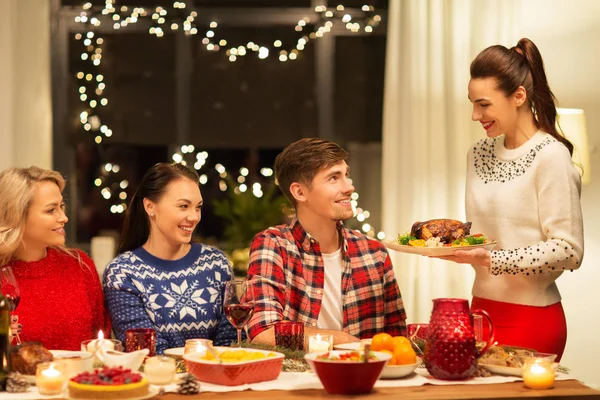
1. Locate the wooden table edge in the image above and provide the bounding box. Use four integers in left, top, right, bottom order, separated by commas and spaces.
157, 379, 600, 399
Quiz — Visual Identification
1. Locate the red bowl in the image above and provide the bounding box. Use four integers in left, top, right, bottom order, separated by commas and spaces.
305, 350, 391, 394
183, 347, 284, 386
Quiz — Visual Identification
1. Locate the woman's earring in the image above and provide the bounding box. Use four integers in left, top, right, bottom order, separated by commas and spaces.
150, 213, 155, 217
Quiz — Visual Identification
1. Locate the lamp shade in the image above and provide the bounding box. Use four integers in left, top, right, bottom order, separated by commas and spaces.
556, 108, 591, 185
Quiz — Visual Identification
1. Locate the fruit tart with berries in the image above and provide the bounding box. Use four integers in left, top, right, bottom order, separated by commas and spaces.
68, 366, 149, 399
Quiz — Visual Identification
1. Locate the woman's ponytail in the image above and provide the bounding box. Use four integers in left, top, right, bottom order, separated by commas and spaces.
516, 38, 574, 156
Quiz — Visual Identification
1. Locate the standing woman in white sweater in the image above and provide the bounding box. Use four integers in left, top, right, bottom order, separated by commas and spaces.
439, 38, 584, 360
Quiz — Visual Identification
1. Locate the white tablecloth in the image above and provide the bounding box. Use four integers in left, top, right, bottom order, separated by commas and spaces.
187, 369, 573, 393
0, 369, 573, 399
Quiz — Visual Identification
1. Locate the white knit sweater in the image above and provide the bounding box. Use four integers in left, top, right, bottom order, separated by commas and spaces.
466, 131, 584, 307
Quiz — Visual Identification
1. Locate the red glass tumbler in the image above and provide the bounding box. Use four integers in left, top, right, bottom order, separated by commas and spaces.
125, 328, 157, 357
274, 321, 304, 350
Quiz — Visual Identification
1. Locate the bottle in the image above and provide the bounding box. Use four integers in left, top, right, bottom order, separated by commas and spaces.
0, 292, 11, 391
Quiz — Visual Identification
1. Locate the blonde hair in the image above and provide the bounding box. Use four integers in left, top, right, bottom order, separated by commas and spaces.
0, 166, 86, 267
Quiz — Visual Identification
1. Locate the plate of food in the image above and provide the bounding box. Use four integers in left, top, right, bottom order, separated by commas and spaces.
385, 219, 497, 256
184, 347, 285, 386
478, 345, 556, 376
479, 363, 522, 377
10, 342, 55, 384
67, 366, 156, 400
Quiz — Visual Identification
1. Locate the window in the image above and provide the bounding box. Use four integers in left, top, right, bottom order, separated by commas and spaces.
54, 1, 388, 244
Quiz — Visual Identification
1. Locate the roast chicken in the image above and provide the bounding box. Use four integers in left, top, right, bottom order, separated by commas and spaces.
410, 219, 472, 244
10, 343, 54, 375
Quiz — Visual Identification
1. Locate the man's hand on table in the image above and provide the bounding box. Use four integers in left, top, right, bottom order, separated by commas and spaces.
250, 325, 360, 346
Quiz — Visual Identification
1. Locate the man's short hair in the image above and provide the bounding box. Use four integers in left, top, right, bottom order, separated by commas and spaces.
274, 138, 349, 206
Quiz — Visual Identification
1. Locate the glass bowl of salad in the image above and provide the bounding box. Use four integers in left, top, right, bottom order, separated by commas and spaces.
304, 350, 391, 394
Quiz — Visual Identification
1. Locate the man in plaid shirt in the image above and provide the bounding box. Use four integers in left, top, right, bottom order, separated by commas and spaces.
247, 138, 406, 345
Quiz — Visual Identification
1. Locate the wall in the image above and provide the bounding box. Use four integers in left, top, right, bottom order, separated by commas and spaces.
0, 0, 52, 171
0, 0, 16, 168
515, 0, 600, 388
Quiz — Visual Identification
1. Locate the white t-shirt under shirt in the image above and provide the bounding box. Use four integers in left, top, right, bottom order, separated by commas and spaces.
466, 131, 584, 307
317, 247, 344, 331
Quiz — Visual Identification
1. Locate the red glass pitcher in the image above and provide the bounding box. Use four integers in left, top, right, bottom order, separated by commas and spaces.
425, 298, 495, 380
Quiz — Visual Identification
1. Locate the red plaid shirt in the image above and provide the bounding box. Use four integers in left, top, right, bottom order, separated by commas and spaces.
246, 219, 407, 339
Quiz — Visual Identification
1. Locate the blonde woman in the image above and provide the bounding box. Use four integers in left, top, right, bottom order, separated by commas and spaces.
0, 167, 110, 350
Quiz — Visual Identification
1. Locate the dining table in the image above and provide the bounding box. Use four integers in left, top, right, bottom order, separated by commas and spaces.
159, 380, 600, 400
1, 369, 598, 399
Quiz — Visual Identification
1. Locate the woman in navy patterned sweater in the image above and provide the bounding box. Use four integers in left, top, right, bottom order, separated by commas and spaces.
103, 163, 236, 354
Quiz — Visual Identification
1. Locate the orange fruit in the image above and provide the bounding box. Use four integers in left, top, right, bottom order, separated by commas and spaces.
379, 349, 396, 365
393, 342, 417, 365
391, 336, 411, 351
371, 333, 394, 352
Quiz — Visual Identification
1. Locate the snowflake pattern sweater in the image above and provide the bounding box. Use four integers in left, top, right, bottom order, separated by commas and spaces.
466, 131, 584, 307
103, 243, 237, 354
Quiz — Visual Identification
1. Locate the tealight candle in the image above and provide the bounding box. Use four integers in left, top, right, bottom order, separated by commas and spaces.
307, 333, 333, 353
144, 356, 177, 386
184, 338, 213, 355
522, 357, 556, 390
36, 362, 67, 395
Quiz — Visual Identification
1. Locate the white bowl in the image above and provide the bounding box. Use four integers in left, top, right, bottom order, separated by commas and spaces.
379, 357, 422, 379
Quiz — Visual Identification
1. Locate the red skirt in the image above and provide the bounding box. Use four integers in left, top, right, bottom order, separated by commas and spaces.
471, 297, 567, 361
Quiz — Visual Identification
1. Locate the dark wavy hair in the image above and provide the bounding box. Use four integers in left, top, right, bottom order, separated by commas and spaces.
470, 38, 573, 155
118, 162, 199, 253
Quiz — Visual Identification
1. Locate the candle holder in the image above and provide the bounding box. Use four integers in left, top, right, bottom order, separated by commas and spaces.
307, 334, 333, 353
36, 362, 67, 395
522, 353, 557, 390
57, 351, 94, 378
125, 328, 157, 356
184, 338, 213, 355
144, 355, 177, 395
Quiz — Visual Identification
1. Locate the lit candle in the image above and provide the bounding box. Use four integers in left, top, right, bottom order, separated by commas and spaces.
85, 331, 115, 363
144, 356, 176, 386
523, 360, 555, 389
308, 334, 332, 353
184, 338, 213, 355
36, 362, 67, 395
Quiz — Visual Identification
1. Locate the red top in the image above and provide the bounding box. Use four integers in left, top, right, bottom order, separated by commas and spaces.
7, 248, 111, 350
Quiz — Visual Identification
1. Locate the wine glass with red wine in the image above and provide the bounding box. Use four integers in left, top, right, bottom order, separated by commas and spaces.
224, 280, 254, 347
0, 266, 21, 344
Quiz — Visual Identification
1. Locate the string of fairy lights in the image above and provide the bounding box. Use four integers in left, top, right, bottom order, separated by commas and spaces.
170, 145, 385, 239
74, 1, 385, 238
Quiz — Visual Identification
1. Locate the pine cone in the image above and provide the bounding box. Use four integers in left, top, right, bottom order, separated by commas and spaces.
177, 374, 200, 395
6, 371, 29, 393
